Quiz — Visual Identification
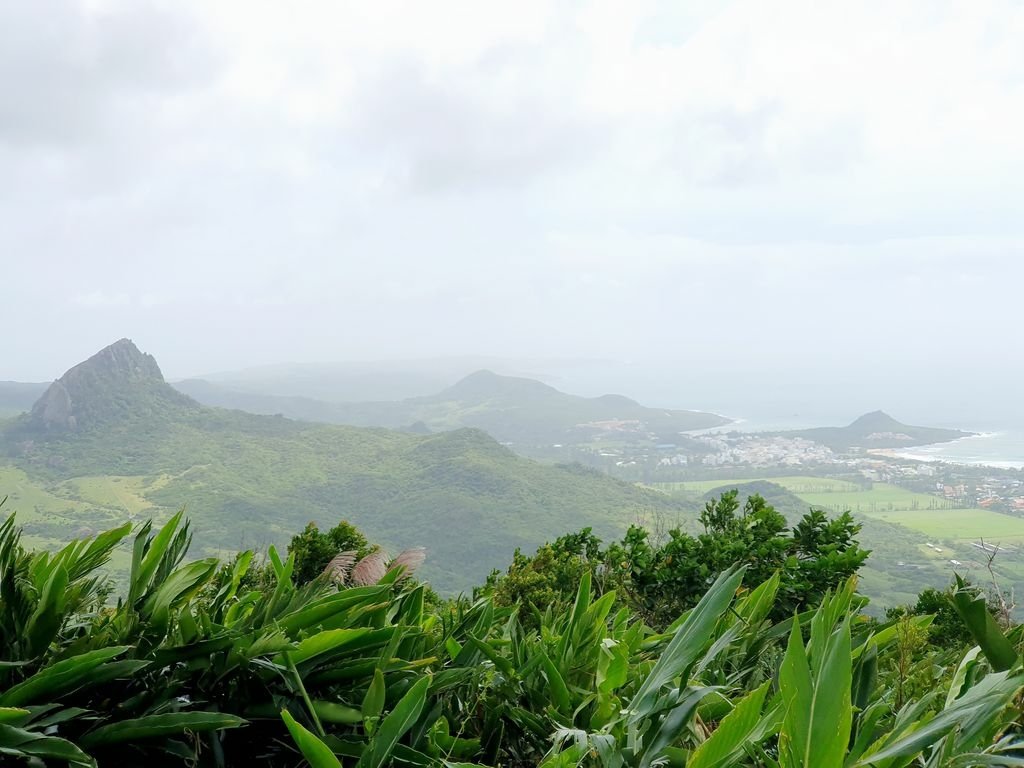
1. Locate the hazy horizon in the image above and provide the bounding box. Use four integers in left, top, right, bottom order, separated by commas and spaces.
3, 1, 1023, 429
6, 336, 1019, 434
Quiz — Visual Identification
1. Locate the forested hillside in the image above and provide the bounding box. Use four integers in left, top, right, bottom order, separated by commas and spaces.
0, 340, 690, 593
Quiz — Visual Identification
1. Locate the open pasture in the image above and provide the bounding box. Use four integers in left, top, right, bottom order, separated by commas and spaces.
865, 506, 1024, 542
653, 476, 862, 495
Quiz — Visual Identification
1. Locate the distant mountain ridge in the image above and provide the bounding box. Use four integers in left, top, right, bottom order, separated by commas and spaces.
1, 340, 693, 592
174, 368, 729, 449
783, 410, 969, 450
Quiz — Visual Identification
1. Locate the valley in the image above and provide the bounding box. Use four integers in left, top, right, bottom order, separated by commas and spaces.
2, 338, 1022, 612
0, 340, 694, 594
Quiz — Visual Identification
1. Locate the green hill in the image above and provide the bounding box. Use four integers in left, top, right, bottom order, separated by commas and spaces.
175, 368, 729, 451
784, 410, 969, 450
1, 340, 692, 593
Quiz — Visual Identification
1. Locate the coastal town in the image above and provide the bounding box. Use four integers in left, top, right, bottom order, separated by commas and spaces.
559, 420, 1024, 515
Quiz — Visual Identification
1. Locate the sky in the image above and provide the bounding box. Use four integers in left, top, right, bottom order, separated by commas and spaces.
2, 0, 1023, 423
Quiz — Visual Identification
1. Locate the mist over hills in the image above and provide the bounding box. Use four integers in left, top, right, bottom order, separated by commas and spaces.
196, 356, 571, 402
0, 340, 691, 592
174, 367, 729, 450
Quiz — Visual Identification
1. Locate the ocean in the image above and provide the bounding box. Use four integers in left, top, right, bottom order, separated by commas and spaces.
886, 431, 1024, 470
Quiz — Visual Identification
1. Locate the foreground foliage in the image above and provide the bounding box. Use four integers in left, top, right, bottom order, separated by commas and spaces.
486, 491, 869, 629
0, 503, 1022, 766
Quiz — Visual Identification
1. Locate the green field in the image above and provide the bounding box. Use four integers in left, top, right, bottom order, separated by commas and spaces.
653, 476, 1024, 544
57, 474, 172, 517
863, 506, 1024, 542
797, 484, 1024, 542
653, 476, 862, 495
0, 466, 175, 521
0, 466, 179, 579
1, 466, 90, 521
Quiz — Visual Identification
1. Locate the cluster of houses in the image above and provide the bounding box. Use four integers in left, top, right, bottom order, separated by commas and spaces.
694, 434, 835, 467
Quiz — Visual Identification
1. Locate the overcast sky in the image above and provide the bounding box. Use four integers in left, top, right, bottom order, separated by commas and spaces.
2, 0, 1023, 420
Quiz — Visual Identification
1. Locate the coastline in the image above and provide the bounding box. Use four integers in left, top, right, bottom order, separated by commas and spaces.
869, 431, 1024, 470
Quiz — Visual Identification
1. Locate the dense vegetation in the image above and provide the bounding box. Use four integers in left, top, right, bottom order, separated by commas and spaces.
688, 483, 991, 618
484, 490, 869, 629
1, 342, 691, 594
2, 491, 1023, 767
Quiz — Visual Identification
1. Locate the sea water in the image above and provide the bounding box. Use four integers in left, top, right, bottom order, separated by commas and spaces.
887, 432, 1024, 470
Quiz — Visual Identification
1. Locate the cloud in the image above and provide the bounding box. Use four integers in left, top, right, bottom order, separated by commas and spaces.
0, 1, 215, 149
344, 54, 604, 193
72, 290, 131, 309
1, 0, 1024, 393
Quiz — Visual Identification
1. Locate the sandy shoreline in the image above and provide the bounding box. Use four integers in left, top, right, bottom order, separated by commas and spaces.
869, 432, 1024, 470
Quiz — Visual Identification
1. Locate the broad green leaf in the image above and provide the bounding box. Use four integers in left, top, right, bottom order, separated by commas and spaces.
557, 571, 591, 660
852, 641, 878, 714
80, 711, 246, 747
539, 651, 571, 715
25, 563, 68, 656
362, 668, 386, 732
734, 573, 780, 627
312, 701, 363, 725
0, 723, 94, 767
642, 686, 719, 768
141, 558, 219, 630
286, 628, 374, 666
946, 646, 984, 707
629, 565, 745, 723
278, 586, 390, 634
778, 614, 852, 768
58, 521, 131, 582
281, 709, 342, 767
597, 639, 628, 696
688, 681, 771, 768
466, 634, 514, 677
129, 510, 184, 604
357, 676, 431, 768
0, 708, 29, 724
0, 647, 130, 707
951, 585, 1018, 672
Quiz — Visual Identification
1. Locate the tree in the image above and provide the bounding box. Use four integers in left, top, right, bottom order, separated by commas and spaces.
783, 508, 869, 616
484, 528, 603, 628
287, 519, 371, 585
487, 492, 870, 629
890, 582, 995, 650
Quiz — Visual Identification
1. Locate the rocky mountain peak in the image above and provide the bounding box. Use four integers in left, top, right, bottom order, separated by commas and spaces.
28, 339, 192, 432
